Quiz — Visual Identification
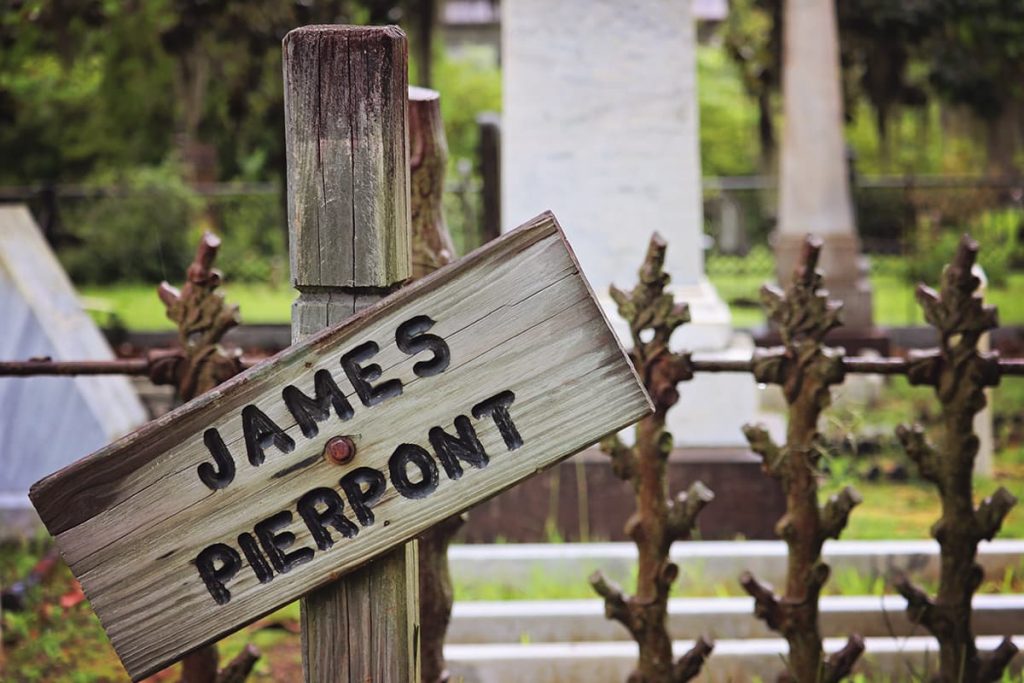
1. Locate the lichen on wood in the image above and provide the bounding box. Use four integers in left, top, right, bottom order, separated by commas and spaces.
895, 234, 1019, 682
740, 235, 864, 682
590, 233, 714, 682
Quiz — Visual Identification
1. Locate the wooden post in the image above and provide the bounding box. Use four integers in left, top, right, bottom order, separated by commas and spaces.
409, 86, 455, 279
408, 85, 461, 683
476, 112, 501, 245
283, 25, 418, 682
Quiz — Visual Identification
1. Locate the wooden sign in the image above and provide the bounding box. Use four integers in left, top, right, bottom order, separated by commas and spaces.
29, 212, 652, 680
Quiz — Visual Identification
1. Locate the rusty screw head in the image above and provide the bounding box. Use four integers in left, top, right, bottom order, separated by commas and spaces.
323, 435, 356, 466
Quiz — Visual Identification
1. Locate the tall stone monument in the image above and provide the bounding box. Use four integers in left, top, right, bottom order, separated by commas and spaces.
776, 0, 873, 329
0, 206, 147, 535
502, 0, 756, 447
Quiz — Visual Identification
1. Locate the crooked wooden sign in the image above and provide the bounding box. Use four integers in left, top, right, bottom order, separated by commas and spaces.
30, 212, 652, 680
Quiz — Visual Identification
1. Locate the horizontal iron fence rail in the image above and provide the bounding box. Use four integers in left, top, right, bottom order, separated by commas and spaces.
4, 354, 1024, 377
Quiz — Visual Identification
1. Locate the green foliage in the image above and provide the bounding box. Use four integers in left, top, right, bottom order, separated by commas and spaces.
0, 1, 176, 182
205, 193, 288, 285
57, 162, 200, 284
720, 0, 780, 169
697, 47, 760, 176
81, 282, 295, 330
434, 49, 501, 170
0, 0, 359, 186
0, 544, 128, 681
56, 184, 291, 286
836, 0, 935, 137
925, 0, 1024, 122
843, 101, 987, 175
905, 208, 1024, 288
1, 540, 295, 680
830, 567, 887, 597
721, 0, 1024, 176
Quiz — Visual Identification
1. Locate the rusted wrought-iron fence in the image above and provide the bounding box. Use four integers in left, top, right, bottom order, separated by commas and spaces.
2, 227, 1022, 682
587, 232, 1020, 683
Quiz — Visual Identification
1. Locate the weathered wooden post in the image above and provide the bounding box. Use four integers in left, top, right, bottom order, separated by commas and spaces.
283, 25, 418, 681
410, 86, 455, 279
408, 85, 462, 683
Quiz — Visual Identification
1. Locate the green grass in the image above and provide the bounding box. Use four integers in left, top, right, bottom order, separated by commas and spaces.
819, 475, 1024, 540
81, 269, 1024, 332
707, 270, 1024, 328
78, 238, 1024, 332
79, 283, 296, 331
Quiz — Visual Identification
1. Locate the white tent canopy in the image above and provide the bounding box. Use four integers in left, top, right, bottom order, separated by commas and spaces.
0, 205, 146, 534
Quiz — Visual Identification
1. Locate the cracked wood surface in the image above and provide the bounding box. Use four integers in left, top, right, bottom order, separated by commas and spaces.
284, 25, 410, 290
285, 26, 418, 683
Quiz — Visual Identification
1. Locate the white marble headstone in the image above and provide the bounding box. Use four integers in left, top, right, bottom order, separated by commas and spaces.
503, 0, 704, 289
0, 206, 147, 534
502, 0, 757, 447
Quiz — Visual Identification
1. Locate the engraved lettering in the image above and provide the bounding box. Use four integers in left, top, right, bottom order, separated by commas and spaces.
198, 428, 236, 490
389, 443, 440, 499
283, 370, 355, 439
254, 511, 313, 574
196, 543, 241, 605
298, 487, 359, 550
238, 532, 273, 584
429, 416, 488, 480
242, 405, 295, 466
339, 467, 387, 526
396, 315, 450, 378
341, 341, 402, 407
472, 390, 523, 450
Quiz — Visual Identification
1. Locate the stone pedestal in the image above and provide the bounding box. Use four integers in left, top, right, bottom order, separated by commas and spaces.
457, 448, 786, 542
776, 0, 874, 330
503, 0, 757, 447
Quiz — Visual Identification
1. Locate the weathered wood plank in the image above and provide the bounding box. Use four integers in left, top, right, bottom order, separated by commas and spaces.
283, 29, 327, 287
284, 25, 410, 290
29, 213, 651, 680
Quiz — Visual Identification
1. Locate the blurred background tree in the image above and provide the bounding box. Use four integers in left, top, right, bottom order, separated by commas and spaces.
0, 0, 464, 186
0, 0, 1020, 297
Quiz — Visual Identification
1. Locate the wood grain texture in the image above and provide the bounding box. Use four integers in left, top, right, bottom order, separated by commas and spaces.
294, 286, 418, 683
288, 27, 417, 682
409, 86, 454, 279
284, 25, 411, 289
300, 544, 418, 682
29, 213, 651, 680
